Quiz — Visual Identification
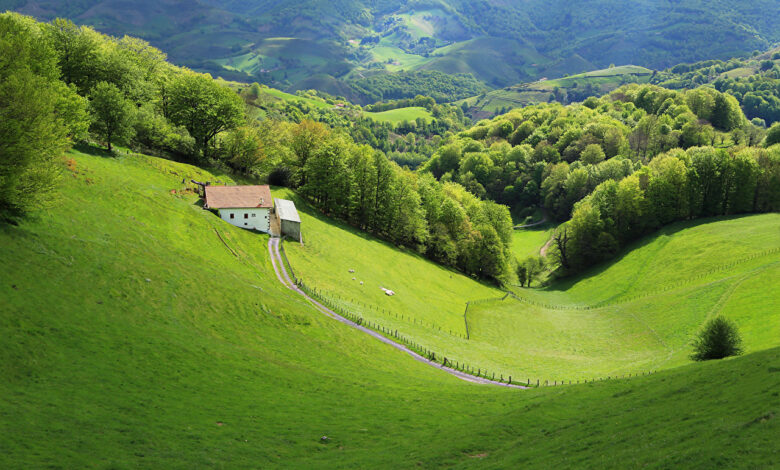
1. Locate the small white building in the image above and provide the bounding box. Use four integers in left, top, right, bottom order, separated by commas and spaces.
204, 185, 273, 232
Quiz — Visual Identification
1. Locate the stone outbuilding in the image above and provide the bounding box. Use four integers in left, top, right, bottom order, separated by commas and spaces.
274, 198, 301, 242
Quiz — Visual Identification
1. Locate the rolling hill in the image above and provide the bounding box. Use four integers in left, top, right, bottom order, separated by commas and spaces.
283, 188, 780, 381
1, 146, 778, 468
0, 148, 780, 468
5, 0, 780, 99
459, 65, 655, 118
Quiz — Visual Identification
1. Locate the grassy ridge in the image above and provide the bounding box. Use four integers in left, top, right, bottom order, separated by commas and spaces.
0, 149, 778, 467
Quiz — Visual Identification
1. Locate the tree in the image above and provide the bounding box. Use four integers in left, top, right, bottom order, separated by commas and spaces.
219, 126, 264, 174
290, 120, 329, 186
710, 93, 743, 131
691, 317, 742, 361
551, 226, 571, 270
167, 73, 244, 160
0, 70, 72, 222
516, 263, 528, 287
43, 18, 98, 93
89, 81, 134, 151
522, 256, 544, 286
765, 122, 780, 147
0, 14, 86, 222
581, 144, 606, 164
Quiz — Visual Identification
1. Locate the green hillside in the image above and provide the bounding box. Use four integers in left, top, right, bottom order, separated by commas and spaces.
284, 195, 780, 380
1, 148, 778, 467
363, 106, 433, 124
460, 65, 655, 118
8, 0, 780, 97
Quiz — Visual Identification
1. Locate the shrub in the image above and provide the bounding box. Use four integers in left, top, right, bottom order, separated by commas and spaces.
691, 317, 743, 361
765, 122, 780, 147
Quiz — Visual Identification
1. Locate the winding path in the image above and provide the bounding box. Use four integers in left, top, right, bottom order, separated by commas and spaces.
267, 237, 525, 388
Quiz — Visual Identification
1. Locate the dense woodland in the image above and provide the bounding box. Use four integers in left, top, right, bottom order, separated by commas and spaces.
349, 70, 486, 104
657, 53, 780, 126
2, 11, 779, 285
423, 85, 780, 273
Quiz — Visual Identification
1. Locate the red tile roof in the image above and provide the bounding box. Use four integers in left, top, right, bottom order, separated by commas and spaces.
204, 185, 273, 209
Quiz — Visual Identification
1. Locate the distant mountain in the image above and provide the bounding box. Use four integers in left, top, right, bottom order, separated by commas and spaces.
4, 0, 780, 101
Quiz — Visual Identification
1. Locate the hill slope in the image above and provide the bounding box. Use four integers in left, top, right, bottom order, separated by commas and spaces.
0, 148, 778, 467
6, 0, 780, 95
284, 192, 780, 380
460, 65, 655, 118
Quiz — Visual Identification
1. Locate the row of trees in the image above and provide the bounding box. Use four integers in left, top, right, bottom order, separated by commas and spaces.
551, 145, 780, 272
254, 120, 516, 282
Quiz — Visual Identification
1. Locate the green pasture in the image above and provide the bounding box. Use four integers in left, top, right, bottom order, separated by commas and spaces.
363, 106, 433, 124
511, 224, 555, 259
283, 195, 780, 381
0, 149, 778, 467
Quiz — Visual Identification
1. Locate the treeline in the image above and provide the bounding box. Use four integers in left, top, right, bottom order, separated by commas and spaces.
257, 120, 515, 282
554, 145, 780, 271
349, 70, 486, 104
423, 84, 762, 221
656, 52, 780, 125
422, 82, 780, 274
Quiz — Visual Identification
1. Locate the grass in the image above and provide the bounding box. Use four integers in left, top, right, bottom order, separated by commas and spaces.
462, 65, 654, 116
363, 106, 433, 124
0, 148, 778, 467
278, 188, 501, 336
282, 195, 780, 381
511, 224, 555, 259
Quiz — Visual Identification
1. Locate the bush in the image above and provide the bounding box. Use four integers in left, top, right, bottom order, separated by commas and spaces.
691, 317, 743, 361
765, 122, 780, 147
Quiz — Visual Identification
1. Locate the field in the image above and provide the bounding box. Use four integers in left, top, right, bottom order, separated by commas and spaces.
0, 149, 778, 467
511, 224, 555, 259
460, 65, 654, 117
283, 193, 780, 381
363, 106, 433, 124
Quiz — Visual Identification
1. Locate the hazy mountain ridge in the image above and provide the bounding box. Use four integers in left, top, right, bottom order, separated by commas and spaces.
4, 0, 779, 101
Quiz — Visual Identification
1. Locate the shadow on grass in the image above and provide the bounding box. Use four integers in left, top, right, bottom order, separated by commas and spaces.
542, 214, 758, 294
72, 142, 116, 158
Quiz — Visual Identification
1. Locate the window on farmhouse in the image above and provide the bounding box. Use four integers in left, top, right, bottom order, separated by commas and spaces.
252, 213, 256, 217
230, 213, 234, 219
244, 213, 248, 219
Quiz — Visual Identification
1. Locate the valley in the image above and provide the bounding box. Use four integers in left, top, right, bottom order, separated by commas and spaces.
1, 7, 779, 468
1, 148, 778, 467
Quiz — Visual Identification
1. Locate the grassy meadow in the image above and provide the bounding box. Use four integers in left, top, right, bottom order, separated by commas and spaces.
363, 106, 433, 124
283, 191, 780, 381
0, 148, 778, 467
510, 223, 556, 259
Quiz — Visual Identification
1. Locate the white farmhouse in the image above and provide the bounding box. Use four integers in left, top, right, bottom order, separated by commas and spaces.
204, 185, 273, 232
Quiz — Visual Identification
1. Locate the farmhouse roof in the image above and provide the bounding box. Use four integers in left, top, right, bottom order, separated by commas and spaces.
274, 198, 300, 223
205, 185, 273, 209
